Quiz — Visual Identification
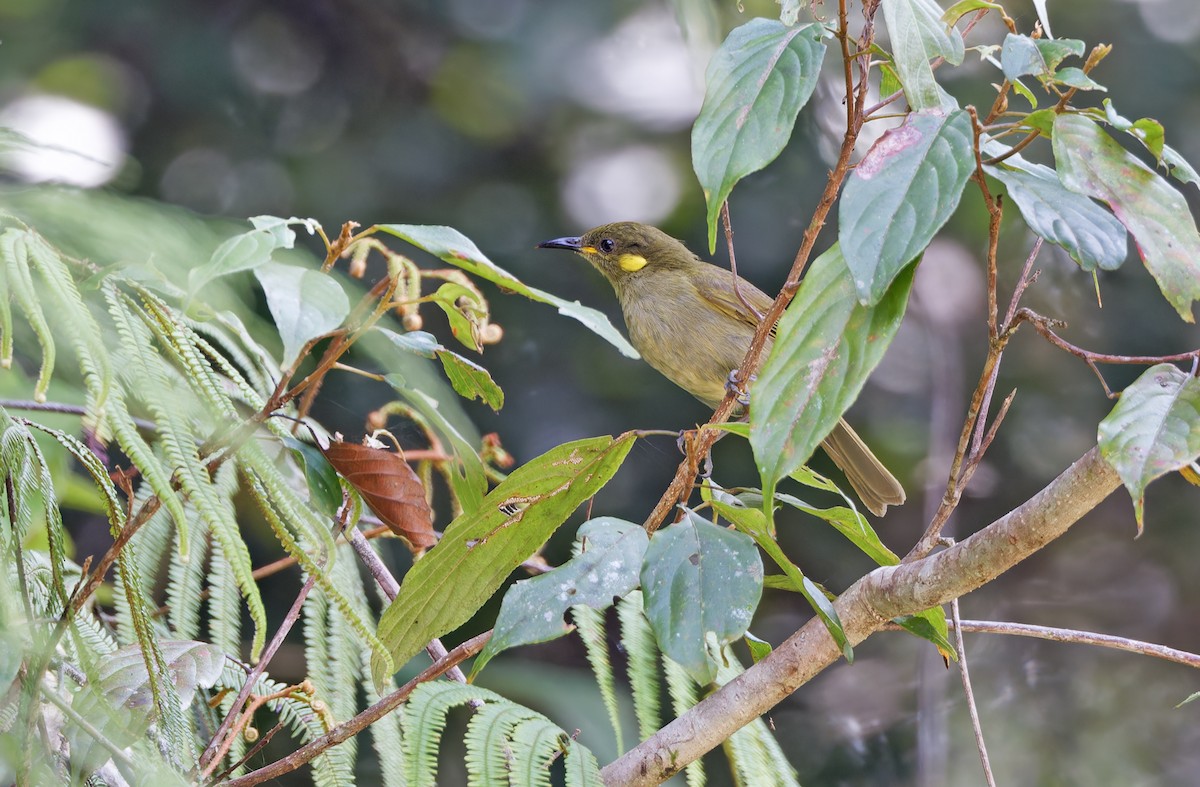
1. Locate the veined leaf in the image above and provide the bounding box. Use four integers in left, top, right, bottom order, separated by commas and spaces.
881, 0, 964, 111
1102, 99, 1200, 187
371, 433, 635, 687
1098, 363, 1200, 531
379, 327, 504, 411
472, 517, 648, 676
839, 109, 973, 304
984, 151, 1127, 272
750, 244, 914, 490
999, 33, 1084, 80
323, 439, 437, 550
691, 19, 826, 252
641, 511, 763, 684
253, 260, 349, 369
1053, 114, 1200, 322
376, 224, 638, 358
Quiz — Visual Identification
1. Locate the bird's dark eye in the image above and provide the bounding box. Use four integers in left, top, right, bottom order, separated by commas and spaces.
599, 238, 615, 253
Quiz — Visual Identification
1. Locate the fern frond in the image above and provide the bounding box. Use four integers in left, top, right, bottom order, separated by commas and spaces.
662, 656, 705, 787
715, 647, 798, 787
572, 604, 623, 754
504, 716, 562, 787
465, 701, 537, 786
616, 591, 660, 742
22, 230, 113, 426
562, 737, 604, 787
0, 229, 55, 400
404, 682, 501, 786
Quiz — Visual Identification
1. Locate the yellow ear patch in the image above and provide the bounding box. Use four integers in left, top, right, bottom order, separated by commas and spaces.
618, 253, 648, 272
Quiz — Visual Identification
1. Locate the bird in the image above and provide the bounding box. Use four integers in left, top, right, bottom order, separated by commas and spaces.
537, 221, 905, 516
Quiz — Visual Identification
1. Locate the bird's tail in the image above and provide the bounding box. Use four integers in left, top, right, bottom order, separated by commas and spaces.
821, 419, 906, 517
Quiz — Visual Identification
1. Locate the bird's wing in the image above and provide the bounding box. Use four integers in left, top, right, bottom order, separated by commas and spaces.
690, 264, 778, 338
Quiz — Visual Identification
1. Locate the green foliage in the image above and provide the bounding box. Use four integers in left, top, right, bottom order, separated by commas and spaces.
1099, 364, 1200, 530
691, 18, 827, 251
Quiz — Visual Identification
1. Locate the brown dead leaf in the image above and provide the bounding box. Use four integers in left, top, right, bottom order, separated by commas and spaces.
323, 440, 436, 550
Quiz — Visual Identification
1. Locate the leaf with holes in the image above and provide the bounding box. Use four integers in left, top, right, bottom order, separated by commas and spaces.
323, 439, 436, 550
1054, 114, 1200, 322
1098, 364, 1200, 531
839, 109, 973, 304
641, 512, 763, 684
692, 19, 826, 252
472, 517, 648, 676
371, 433, 636, 687
376, 224, 638, 358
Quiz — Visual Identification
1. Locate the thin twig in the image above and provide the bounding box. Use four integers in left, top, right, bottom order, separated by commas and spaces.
949, 619, 1200, 668
721, 202, 762, 322
951, 598, 996, 787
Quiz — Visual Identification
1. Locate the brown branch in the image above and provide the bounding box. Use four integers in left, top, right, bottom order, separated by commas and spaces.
1015, 308, 1200, 368
951, 597, 996, 787
643, 0, 878, 532
221, 631, 492, 787
949, 619, 1200, 669
603, 446, 1120, 785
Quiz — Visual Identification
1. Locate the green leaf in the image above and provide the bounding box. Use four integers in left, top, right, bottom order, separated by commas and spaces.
253, 261, 350, 368
1053, 114, 1200, 322
1098, 364, 1200, 531
1053, 67, 1104, 92
839, 109, 973, 304
372, 433, 636, 687
750, 244, 915, 489
709, 499, 851, 661
436, 350, 504, 411
187, 228, 283, 295
691, 19, 827, 252
378, 327, 504, 410
249, 214, 320, 247
430, 280, 485, 352
773, 493, 899, 566
472, 517, 649, 676
984, 154, 1127, 272
383, 374, 488, 512
881, 0, 964, 111
776, 0, 803, 26
640, 511, 763, 684
381, 328, 441, 358
375, 224, 638, 358
999, 34, 1084, 80
283, 437, 343, 518
895, 609, 956, 658
1101, 99, 1199, 186
744, 632, 773, 663
941, 0, 1002, 26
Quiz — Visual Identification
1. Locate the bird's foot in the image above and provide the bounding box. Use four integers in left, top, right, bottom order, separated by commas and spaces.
725, 370, 756, 407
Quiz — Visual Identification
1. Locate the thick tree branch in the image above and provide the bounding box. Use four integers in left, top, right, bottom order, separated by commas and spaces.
602, 446, 1120, 785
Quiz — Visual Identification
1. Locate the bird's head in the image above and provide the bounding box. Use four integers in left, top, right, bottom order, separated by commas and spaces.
537, 221, 696, 286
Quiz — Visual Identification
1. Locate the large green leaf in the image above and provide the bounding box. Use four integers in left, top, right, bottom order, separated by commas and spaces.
640, 511, 763, 684
750, 244, 914, 490
839, 109, 973, 304
253, 260, 350, 369
375, 224, 638, 358
1054, 114, 1200, 322
691, 19, 826, 252
371, 433, 636, 687
984, 153, 1127, 272
471, 517, 648, 676
1098, 364, 1200, 531
881, 0, 964, 110
1103, 99, 1200, 188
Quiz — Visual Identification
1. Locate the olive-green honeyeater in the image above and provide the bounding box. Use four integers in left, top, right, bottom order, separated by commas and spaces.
538, 221, 905, 516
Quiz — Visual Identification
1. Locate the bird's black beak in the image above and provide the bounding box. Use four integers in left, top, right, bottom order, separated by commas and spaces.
536, 236, 584, 251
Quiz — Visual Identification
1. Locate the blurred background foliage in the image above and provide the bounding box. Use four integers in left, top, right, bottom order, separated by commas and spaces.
2, 0, 1199, 783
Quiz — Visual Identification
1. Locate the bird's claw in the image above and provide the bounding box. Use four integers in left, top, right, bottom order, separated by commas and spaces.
725, 370, 755, 407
